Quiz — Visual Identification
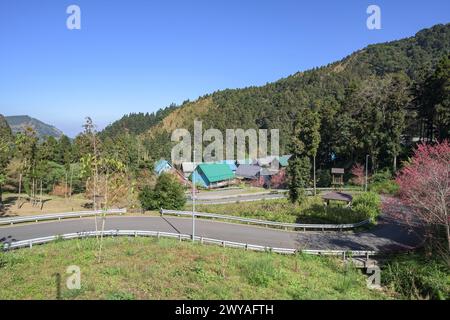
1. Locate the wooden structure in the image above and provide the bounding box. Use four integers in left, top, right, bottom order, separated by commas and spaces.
331, 168, 344, 187
322, 192, 353, 207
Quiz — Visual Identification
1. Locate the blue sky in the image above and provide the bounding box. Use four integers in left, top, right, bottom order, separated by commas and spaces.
0, 0, 449, 137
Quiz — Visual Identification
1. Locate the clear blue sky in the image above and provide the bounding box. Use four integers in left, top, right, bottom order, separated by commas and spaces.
0, 0, 449, 137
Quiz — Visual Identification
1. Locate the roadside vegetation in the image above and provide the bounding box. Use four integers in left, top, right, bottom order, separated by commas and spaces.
0, 237, 387, 300
381, 251, 449, 300
368, 170, 400, 195
139, 173, 186, 211
193, 192, 381, 224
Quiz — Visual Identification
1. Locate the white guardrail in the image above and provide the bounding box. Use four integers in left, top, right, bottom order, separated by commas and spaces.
160, 209, 371, 231
1, 229, 376, 258
0, 209, 127, 226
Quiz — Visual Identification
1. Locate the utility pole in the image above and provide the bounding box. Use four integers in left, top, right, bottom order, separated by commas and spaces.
39, 180, 43, 210
65, 170, 68, 200
17, 173, 22, 208
69, 165, 73, 199
365, 155, 369, 192
192, 150, 196, 242
313, 155, 317, 196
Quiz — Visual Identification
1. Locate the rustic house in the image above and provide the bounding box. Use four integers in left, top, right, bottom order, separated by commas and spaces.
190, 163, 235, 188
235, 164, 261, 180
154, 159, 173, 176
181, 162, 195, 178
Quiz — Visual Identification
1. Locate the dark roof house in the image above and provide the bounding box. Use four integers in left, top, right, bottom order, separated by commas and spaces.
235, 164, 261, 179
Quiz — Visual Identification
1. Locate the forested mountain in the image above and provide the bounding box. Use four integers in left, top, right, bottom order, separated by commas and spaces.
0, 114, 13, 205
5, 115, 64, 139
99, 104, 180, 140
139, 23, 450, 170
2, 24, 448, 207
0, 114, 11, 137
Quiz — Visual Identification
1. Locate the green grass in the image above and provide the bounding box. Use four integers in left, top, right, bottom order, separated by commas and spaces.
0, 237, 387, 300
369, 180, 400, 195
192, 197, 376, 224
381, 252, 450, 300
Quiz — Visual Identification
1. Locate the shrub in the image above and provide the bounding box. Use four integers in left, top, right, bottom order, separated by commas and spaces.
370, 169, 392, 184
382, 253, 450, 300
316, 169, 331, 187
241, 255, 280, 287
139, 173, 186, 211
369, 179, 399, 195
352, 192, 381, 221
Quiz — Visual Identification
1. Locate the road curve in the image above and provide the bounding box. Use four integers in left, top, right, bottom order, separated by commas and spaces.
187, 193, 286, 205
0, 214, 422, 252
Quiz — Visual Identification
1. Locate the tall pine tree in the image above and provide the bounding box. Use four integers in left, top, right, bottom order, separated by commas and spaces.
0, 115, 13, 207
287, 108, 321, 203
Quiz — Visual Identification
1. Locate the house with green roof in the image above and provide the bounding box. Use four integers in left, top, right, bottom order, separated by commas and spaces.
190, 163, 235, 188
278, 155, 292, 167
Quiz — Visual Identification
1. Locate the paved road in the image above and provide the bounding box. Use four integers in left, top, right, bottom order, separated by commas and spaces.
0, 213, 422, 252
188, 193, 286, 205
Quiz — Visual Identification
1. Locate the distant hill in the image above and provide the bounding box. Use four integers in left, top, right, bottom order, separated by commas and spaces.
99, 104, 179, 140
0, 114, 12, 138
5, 115, 64, 139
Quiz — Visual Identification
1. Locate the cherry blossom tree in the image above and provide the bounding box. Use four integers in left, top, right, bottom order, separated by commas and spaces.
350, 163, 365, 187
271, 169, 287, 189
250, 176, 265, 188
395, 141, 450, 254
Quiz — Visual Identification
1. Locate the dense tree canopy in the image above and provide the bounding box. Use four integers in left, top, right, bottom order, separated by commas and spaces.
0, 115, 13, 205
138, 24, 450, 176
0, 23, 449, 208
139, 173, 186, 210
287, 108, 321, 203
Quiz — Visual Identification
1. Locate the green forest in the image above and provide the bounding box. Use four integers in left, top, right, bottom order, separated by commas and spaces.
141, 23, 450, 172
0, 23, 449, 208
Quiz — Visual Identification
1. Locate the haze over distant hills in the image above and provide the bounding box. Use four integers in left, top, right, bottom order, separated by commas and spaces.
5, 115, 64, 139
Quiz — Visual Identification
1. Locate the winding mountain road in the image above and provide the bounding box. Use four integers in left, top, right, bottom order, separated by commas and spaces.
0, 213, 422, 252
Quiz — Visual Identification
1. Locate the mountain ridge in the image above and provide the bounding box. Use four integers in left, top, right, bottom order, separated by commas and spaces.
132, 23, 449, 162
5, 115, 64, 139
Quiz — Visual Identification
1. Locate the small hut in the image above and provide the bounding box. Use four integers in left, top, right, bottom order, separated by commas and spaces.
322, 192, 353, 207
331, 168, 344, 187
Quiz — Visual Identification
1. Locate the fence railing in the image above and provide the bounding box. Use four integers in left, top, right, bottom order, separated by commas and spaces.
1, 229, 376, 258
160, 209, 370, 231
0, 209, 127, 226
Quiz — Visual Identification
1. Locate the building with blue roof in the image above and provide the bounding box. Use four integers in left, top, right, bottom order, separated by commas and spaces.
154, 159, 173, 176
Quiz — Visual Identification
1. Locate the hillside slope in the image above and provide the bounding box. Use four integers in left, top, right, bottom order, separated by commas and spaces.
0, 114, 12, 138
5, 115, 64, 139
140, 23, 450, 165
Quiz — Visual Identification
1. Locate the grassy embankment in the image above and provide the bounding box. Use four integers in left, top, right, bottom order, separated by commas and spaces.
0, 237, 388, 300
381, 252, 449, 300
191, 193, 381, 225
